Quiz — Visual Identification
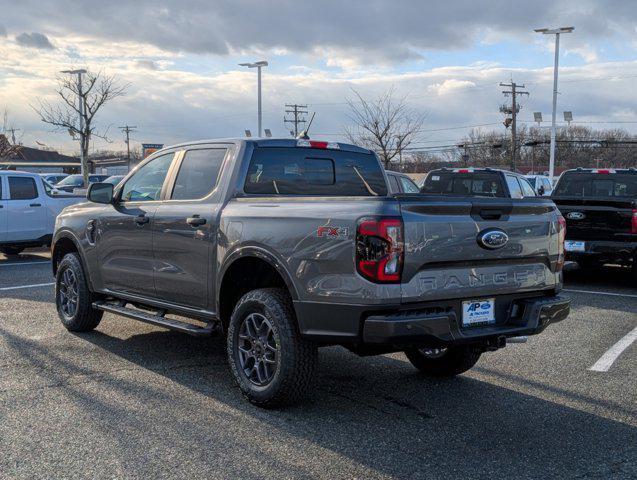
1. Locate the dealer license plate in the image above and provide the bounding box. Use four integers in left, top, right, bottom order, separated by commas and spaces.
564, 240, 585, 252
462, 298, 495, 327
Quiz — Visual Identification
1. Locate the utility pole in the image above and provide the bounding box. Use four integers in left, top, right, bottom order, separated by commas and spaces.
500, 82, 529, 172
119, 124, 137, 171
284, 104, 308, 137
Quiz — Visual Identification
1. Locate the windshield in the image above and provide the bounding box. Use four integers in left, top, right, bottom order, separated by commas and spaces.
422, 171, 506, 197
57, 175, 83, 186
553, 173, 637, 198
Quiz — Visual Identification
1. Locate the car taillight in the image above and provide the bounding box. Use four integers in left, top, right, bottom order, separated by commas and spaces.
556, 215, 566, 271
631, 208, 637, 234
356, 217, 404, 283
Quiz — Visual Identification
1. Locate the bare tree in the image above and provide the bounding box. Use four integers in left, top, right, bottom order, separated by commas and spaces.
344, 88, 424, 169
33, 71, 128, 185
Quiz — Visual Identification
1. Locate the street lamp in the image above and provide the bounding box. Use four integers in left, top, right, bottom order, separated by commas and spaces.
239, 61, 268, 137
60, 69, 87, 184
534, 27, 574, 182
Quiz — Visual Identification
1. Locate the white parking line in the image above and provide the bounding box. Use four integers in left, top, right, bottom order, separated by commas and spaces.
0, 282, 55, 292
564, 288, 637, 299
589, 326, 637, 372
0, 261, 50, 267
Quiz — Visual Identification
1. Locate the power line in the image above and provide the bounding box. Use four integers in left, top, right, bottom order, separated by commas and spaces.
284, 104, 308, 137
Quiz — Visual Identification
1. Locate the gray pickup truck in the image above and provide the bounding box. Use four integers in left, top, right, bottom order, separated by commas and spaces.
51, 138, 570, 407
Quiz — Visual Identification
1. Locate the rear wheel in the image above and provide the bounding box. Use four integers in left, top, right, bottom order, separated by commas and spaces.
405, 345, 481, 377
227, 288, 317, 408
1, 246, 24, 256
55, 253, 102, 332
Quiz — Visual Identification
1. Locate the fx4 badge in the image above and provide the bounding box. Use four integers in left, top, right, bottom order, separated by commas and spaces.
317, 226, 349, 239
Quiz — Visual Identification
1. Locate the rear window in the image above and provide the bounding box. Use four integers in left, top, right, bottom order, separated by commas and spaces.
9, 176, 38, 200
244, 147, 387, 196
553, 173, 637, 198
422, 171, 505, 197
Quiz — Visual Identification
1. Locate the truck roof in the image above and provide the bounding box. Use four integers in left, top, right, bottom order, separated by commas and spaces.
429, 167, 521, 176
159, 137, 373, 155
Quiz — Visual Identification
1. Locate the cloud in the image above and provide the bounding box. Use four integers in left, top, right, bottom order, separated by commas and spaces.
0, 25, 6, 37
2, 0, 636, 65
15, 32, 55, 50
135, 59, 159, 70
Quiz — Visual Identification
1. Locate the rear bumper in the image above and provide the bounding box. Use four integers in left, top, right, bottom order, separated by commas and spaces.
565, 239, 636, 265
362, 295, 570, 346
295, 292, 570, 347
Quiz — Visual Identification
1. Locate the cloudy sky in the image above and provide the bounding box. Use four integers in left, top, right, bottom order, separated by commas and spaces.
1, 0, 636, 155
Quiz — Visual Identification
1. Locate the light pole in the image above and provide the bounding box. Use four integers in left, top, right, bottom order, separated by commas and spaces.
60, 69, 87, 185
534, 27, 573, 182
239, 61, 268, 137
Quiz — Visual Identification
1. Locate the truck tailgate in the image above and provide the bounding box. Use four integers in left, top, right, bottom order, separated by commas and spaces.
552, 197, 635, 240
397, 195, 560, 303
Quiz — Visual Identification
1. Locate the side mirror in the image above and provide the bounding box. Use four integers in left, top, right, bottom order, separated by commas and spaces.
537, 185, 545, 196
87, 182, 114, 204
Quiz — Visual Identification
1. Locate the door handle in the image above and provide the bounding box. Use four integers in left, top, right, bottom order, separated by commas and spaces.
134, 215, 150, 225
29, 203, 41, 207
187, 216, 206, 227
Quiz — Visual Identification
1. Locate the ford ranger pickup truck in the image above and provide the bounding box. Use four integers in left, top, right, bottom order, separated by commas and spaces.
551, 168, 637, 278
51, 138, 570, 407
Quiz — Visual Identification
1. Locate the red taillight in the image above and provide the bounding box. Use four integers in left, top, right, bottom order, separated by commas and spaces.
592, 169, 614, 174
356, 217, 404, 283
556, 215, 566, 271
631, 208, 637, 234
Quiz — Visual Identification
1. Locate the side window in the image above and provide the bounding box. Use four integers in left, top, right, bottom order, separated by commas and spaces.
505, 175, 523, 199
121, 153, 174, 202
9, 177, 38, 200
519, 178, 536, 197
388, 175, 401, 194
399, 176, 420, 193
171, 148, 227, 200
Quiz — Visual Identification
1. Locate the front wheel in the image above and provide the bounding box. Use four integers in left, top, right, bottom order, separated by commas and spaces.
55, 253, 102, 332
227, 288, 317, 408
404, 345, 482, 377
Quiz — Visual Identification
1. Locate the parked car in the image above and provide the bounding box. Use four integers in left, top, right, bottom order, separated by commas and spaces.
103, 175, 125, 186
421, 168, 537, 198
54, 174, 110, 193
386, 171, 420, 194
40, 173, 69, 185
51, 138, 569, 407
525, 175, 554, 196
0, 171, 84, 256
551, 168, 637, 275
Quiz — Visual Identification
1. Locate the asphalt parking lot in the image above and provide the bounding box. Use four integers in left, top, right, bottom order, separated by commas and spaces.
1, 251, 635, 479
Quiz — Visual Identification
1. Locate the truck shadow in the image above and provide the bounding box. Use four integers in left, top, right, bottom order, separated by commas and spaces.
3, 323, 633, 479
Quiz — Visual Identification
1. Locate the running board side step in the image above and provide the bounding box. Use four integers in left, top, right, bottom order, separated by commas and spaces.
93, 301, 216, 337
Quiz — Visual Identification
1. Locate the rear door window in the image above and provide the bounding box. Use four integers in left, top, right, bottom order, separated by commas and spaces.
399, 176, 420, 193
8, 177, 38, 200
505, 175, 523, 199
387, 174, 401, 194
244, 147, 387, 196
519, 177, 536, 197
171, 148, 227, 200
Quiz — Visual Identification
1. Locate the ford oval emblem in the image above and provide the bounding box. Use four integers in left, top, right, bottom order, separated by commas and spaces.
566, 211, 585, 220
477, 229, 509, 250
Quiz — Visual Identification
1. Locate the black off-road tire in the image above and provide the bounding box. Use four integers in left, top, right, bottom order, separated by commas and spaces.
1, 246, 24, 256
55, 253, 103, 332
227, 288, 318, 408
405, 345, 482, 377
